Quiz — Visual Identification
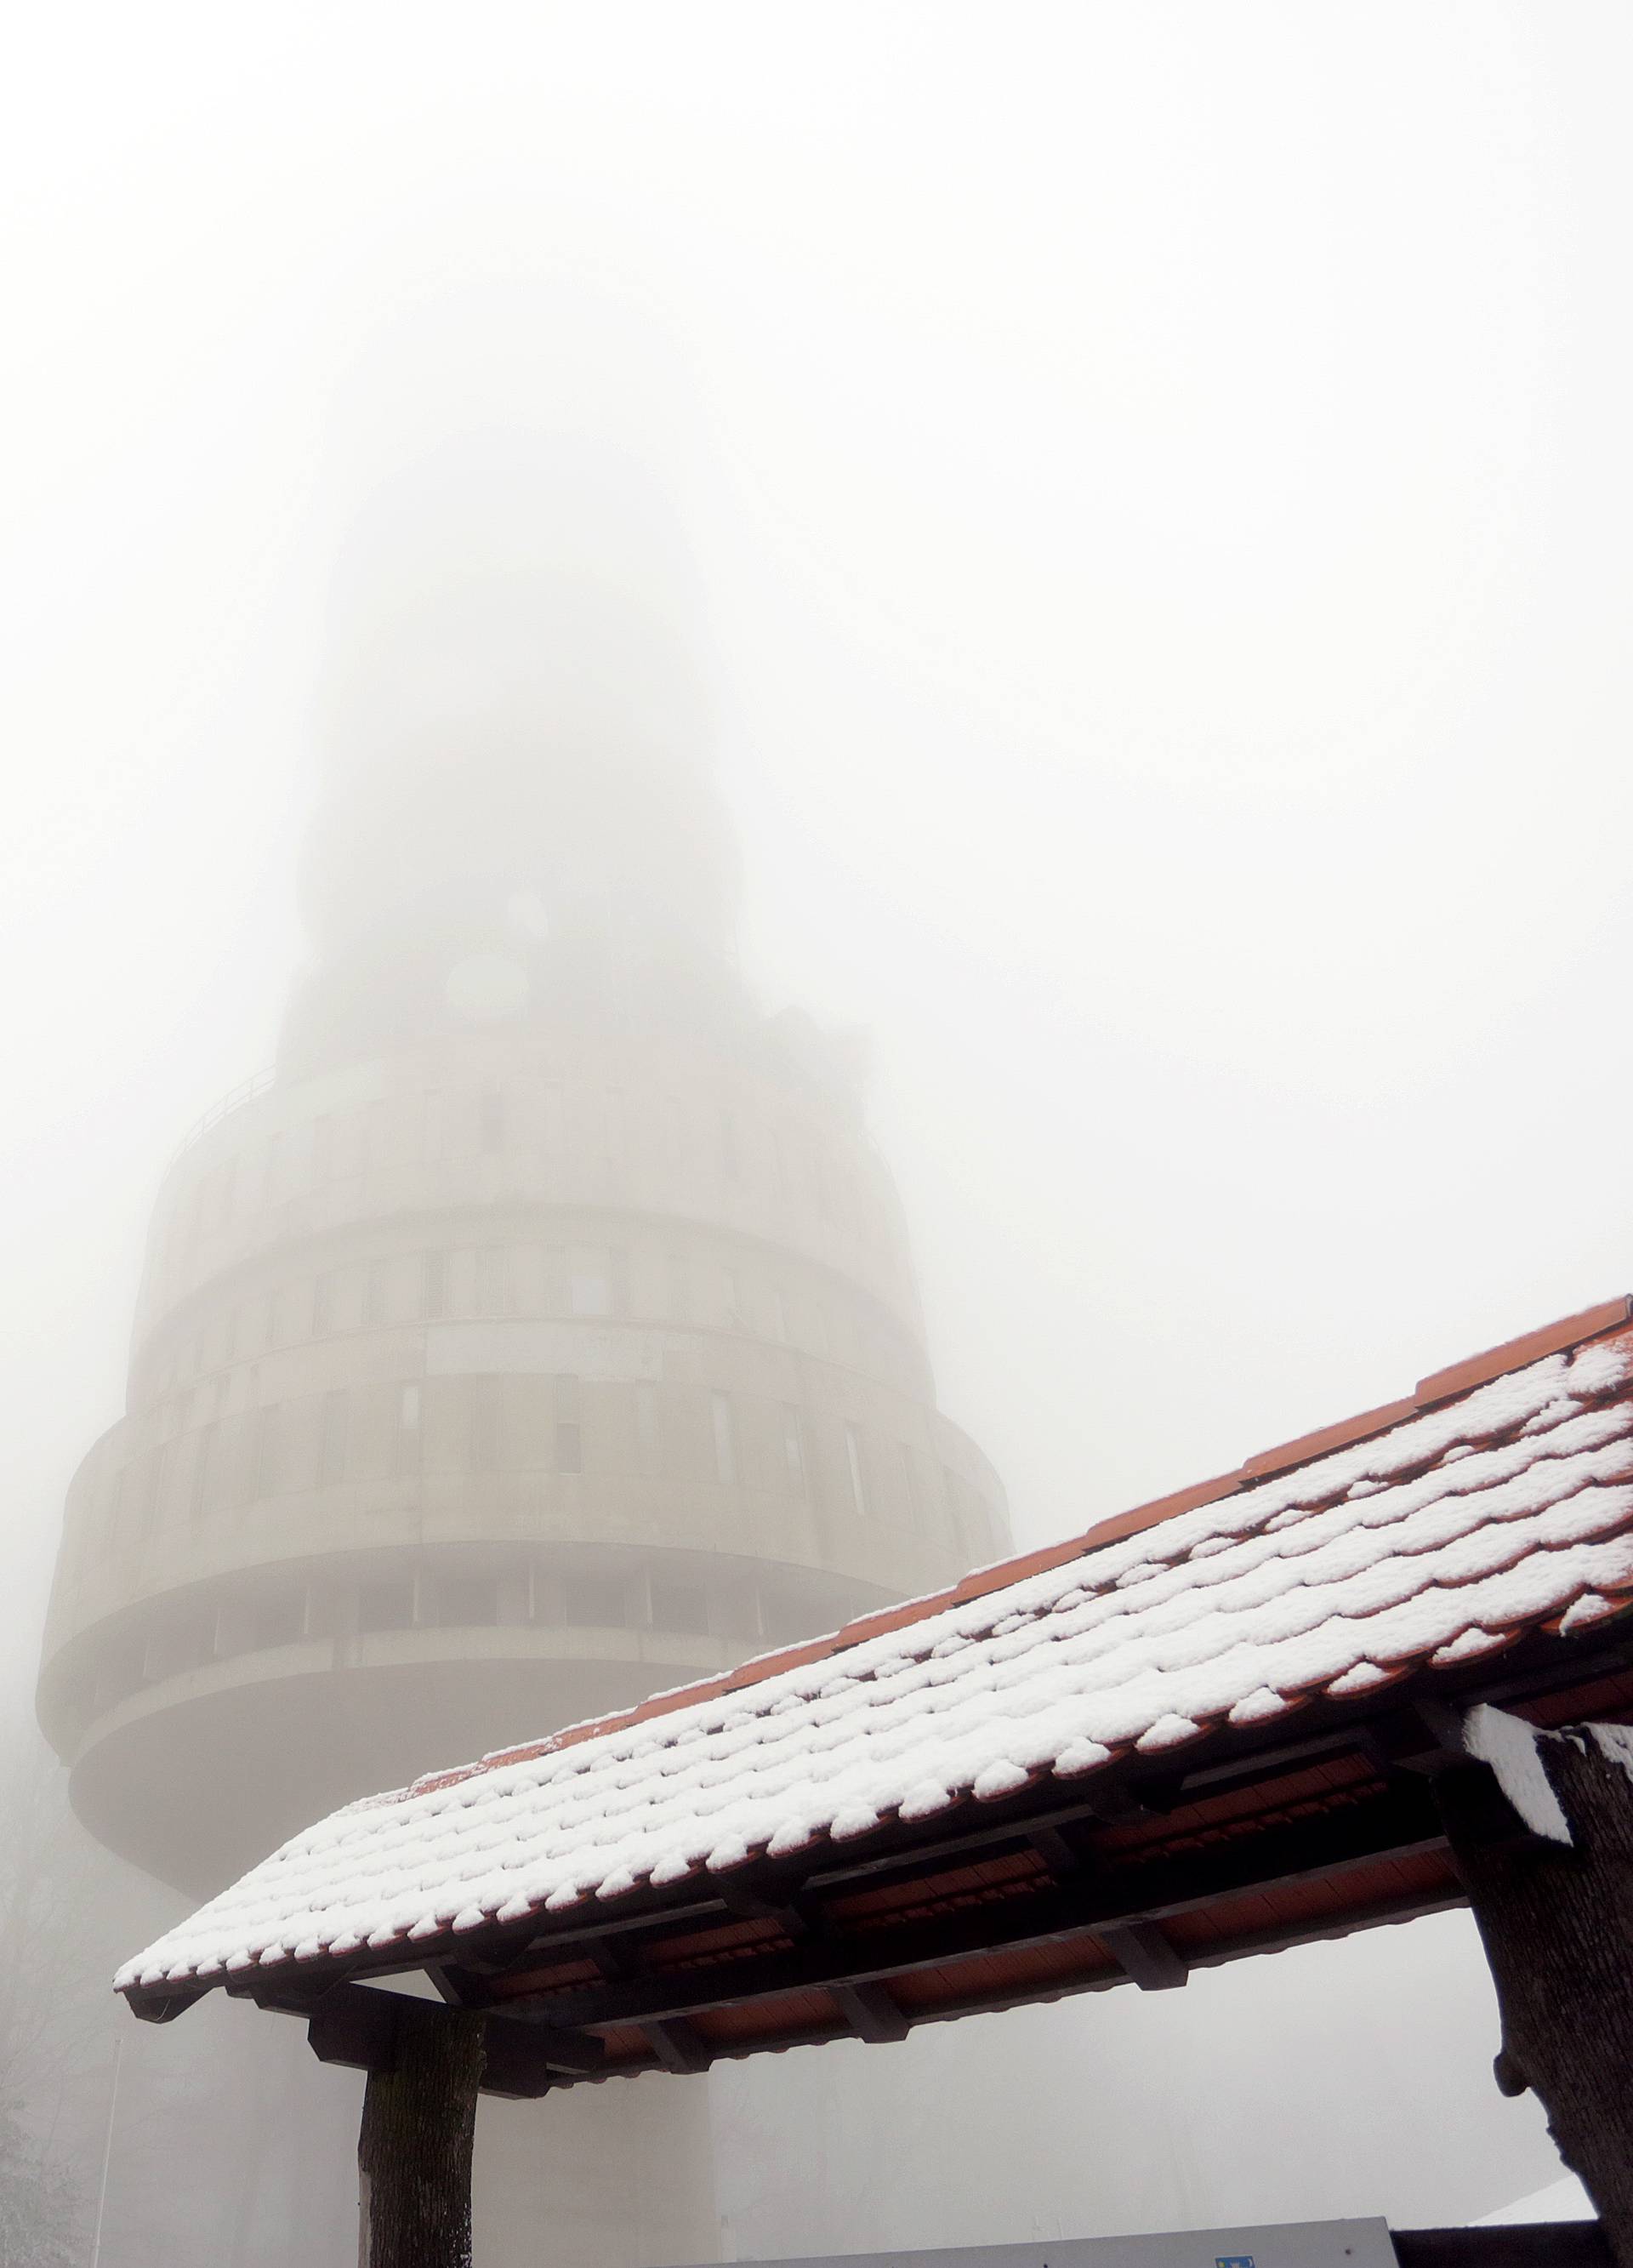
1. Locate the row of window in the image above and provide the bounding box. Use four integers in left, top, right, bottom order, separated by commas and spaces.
88, 1559, 856, 1718
98, 1376, 994, 1557
169, 1078, 888, 1265
142, 1237, 917, 1403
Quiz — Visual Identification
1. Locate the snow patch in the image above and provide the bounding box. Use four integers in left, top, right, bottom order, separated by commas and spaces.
1462, 1705, 1573, 1844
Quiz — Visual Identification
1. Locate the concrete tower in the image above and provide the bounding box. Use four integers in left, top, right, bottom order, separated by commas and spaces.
36, 484, 1010, 2261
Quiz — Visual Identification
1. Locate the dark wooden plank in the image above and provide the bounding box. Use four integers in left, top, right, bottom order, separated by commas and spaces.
299, 1981, 600, 2095
1391, 2226, 1611, 2265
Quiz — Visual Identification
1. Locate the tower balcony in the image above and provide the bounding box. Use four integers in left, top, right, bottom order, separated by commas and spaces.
134, 1034, 927, 1361
39, 1340, 1004, 1890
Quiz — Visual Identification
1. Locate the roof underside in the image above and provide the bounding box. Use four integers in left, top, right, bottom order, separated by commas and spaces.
122, 1299, 1633, 2094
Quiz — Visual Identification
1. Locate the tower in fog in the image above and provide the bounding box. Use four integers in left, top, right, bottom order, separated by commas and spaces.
35, 482, 1010, 2258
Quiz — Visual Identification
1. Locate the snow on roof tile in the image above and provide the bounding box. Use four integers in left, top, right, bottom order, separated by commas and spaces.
117, 1300, 1633, 1995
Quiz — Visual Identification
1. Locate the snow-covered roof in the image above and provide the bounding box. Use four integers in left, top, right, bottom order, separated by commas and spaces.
118, 1300, 1633, 1997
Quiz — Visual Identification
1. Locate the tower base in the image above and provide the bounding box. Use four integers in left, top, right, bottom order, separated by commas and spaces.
475, 2070, 720, 2268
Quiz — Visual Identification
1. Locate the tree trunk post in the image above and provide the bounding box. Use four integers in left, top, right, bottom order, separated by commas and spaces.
1437, 1719, 1633, 2266
357, 2004, 486, 2268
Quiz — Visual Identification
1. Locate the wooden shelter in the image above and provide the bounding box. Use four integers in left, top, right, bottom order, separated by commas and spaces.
120, 1297, 1633, 2266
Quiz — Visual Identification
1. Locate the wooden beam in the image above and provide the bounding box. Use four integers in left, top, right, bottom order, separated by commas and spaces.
831, 1980, 911, 2042
1098, 1920, 1188, 1991
804, 1786, 1150, 1893
716, 1877, 813, 1936
126, 1983, 208, 2025
476, 2025, 558, 2100
308, 1985, 399, 2074
1175, 1727, 1371, 1794
1026, 1824, 1081, 1876
643, 2018, 711, 2074
302, 1981, 600, 2094
440, 1892, 725, 1978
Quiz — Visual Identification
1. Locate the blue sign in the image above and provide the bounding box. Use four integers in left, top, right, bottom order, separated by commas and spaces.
1215, 2259, 1255, 2268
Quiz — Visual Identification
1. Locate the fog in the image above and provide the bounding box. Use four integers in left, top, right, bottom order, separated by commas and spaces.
6, 3, 1633, 2259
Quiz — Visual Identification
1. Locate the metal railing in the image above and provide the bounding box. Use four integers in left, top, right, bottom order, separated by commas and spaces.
168, 1068, 275, 1168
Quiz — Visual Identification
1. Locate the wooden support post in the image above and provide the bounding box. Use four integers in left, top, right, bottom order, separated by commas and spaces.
1437, 1717, 1633, 2267
356, 2003, 486, 2268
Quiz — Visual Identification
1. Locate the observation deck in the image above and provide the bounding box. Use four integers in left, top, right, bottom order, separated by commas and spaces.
40, 1017, 1007, 1891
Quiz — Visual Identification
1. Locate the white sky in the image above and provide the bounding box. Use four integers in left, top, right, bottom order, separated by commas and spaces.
4, 0, 1632, 2242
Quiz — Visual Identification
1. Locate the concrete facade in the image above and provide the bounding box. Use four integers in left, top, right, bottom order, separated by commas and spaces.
37, 692, 1010, 2264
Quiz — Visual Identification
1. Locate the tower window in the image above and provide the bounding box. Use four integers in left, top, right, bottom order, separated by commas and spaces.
231, 1419, 255, 1510
562, 1575, 623, 1627
712, 1393, 737, 1486
470, 1377, 503, 1471
634, 1382, 657, 1465
356, 1581, 413, 1634
190, 1424, 219, 1521
782, 1407, 806, 1498
144, 1621, 207, 1682
121, 1451, 161, 1541
651, 1581, 710, 1637
396, 1383, 423, 1475
476, 1246, 509, 1314
438, 1576, 499, 1628
268, 1285, 300, 1349
570, 1250, 612, 1317
845, 1423, 869, 1517
319, 1389, 348, 1484
253, 1406, 282, 1497
254, 1593, 304, 1650
555, 1374, 582, 1473
423, 1251, 449, 1319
